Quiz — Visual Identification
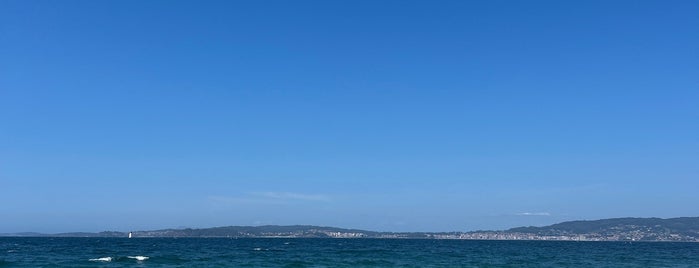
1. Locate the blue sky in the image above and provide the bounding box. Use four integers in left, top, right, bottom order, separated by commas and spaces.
1, 0, 697, 233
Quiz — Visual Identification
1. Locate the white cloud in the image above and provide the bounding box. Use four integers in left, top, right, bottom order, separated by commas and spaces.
516, 212, 551, 216
252, 192, 330, 201
208, 191, 330, 206
207, 196, 266, 205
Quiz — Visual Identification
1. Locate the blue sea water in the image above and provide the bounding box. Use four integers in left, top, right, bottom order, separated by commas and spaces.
1, 237, 698, 267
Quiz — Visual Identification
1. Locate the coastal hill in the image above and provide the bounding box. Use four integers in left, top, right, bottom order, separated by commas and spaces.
3, 217, 698, 241
507, 217, 699, 241
131, 225, 381, 238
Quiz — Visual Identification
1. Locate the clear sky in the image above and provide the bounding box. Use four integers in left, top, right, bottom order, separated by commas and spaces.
1, 0, 697, 233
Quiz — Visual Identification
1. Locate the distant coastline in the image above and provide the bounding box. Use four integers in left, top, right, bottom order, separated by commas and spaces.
3, 217, 698, 242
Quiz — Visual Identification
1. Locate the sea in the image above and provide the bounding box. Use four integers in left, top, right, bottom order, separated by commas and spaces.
1, 237, 698, 267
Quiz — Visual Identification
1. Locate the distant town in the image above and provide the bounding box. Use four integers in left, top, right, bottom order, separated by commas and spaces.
3, 217, 699, 242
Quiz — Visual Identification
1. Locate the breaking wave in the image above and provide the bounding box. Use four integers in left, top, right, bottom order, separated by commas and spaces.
89, 257, 112, 262
127, 256, 150, 261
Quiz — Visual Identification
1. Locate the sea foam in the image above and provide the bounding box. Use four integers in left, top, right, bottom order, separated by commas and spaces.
128, 256, 150, 261
89, 257, 113, 262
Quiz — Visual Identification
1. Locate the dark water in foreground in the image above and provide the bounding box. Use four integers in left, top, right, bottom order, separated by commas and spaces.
1, 237, 698, 267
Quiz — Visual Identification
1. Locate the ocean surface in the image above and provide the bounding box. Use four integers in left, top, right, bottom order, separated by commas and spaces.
1, 237, 698, 267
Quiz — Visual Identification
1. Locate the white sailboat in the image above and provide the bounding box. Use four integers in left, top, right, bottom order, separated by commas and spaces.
128, 232, 133, 238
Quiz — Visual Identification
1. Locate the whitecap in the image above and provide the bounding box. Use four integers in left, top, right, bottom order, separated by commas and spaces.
89, 257, 113, 262
127, 256, 149, 261
253, 247, 262, 251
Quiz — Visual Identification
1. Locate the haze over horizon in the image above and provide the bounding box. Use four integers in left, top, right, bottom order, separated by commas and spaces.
1, 0, 698, 233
